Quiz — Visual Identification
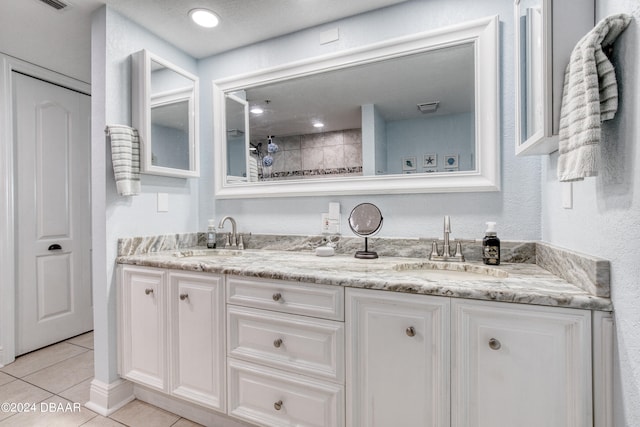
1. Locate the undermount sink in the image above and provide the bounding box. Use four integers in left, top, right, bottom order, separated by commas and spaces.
172, 249, 244, 258
392, 261, 508, 280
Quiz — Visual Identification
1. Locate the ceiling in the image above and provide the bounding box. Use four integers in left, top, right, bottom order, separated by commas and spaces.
0, 0, 409, 82
100, 0, 411, 58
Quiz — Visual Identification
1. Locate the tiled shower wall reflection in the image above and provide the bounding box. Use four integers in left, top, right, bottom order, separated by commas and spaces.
262, 129, 362, 179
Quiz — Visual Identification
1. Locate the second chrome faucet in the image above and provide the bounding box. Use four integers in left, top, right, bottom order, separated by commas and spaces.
219, 216, 244, 249
429, 215, 465, 262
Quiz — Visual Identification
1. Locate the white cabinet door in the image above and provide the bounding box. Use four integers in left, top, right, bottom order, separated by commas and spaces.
452, 299, 592, 427
346, 288, 450, 427
169, 272, 226, 411
119, 266, 167, 391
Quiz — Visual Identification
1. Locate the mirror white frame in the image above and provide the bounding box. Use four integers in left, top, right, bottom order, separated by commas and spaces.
225, 93, 252, 182
514, 0, 594, 156
514, 0, 553, 155
132, 49, 200, 178
213, 15, 499, 198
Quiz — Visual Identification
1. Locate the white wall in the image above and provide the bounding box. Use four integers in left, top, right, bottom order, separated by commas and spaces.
541, 1, 640, 424
199, 0, 542, 241
386, 112, 474, 174
91, 6, 200, 384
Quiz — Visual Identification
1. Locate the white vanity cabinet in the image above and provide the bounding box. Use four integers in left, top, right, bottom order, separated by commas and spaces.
119, 266, 167, 391
226, 275, 345, 427
168, 271, 226, 410
451, 299, 592, 427
515, 0, 594, 155
117, 263, 610, 427
118, 266, 226, 411
346, 288, 451, 427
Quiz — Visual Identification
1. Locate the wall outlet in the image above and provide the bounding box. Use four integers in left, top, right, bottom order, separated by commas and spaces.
321, 213, 340, 234
321, 213, 331, 233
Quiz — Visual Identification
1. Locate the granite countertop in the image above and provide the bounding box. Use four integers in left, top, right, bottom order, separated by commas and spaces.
117, 246, 612, 311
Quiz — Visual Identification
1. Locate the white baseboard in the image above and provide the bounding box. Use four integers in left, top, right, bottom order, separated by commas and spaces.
134, 385, 252, 427
85, 378, 135, 416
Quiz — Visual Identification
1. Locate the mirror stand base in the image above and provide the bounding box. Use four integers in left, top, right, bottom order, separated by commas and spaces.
355, 250, 378, 259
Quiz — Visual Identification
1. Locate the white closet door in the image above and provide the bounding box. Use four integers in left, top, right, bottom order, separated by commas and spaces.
14, 72, 92, 355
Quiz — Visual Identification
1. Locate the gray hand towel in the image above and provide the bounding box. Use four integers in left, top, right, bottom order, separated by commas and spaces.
557, 13, 632, 182
106, 124, 141, 196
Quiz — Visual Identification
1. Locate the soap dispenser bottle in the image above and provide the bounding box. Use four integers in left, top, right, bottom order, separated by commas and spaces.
207, 219, 217, 249
482, 222, 500, 265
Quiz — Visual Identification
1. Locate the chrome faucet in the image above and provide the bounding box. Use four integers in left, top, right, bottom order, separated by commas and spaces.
218, 216, 243, 249
429, 215, 465, 262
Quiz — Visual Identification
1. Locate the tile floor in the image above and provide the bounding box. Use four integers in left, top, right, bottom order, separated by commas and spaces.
0, 332, 202, 426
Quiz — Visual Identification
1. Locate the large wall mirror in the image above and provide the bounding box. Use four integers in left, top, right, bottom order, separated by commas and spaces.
213, 16, 499, 198
132, 49, 200, 178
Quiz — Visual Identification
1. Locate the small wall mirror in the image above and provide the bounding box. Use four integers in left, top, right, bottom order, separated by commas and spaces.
213, 15, 500, 198
132, 49, 200, 178
515, 0, 546, 151
349, 203, 383, 259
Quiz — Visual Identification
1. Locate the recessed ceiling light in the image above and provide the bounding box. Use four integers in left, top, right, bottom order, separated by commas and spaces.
250, 107, 264, 115
313, 122, 325, 128
189, 8, 219, 28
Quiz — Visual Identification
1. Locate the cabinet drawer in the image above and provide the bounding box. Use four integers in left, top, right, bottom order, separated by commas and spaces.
228, 305, 344, 382
228, 358, 344, 427
227, 276, 344, 321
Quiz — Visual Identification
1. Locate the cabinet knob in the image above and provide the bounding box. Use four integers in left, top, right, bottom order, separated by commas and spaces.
273, 338, 283, 348
179, 293, 189, 301
274, 400, 283, 411
488, 338, 501, 350
145, 288, 154, 295
272, 292, 282, 302
406, 326, 416, 337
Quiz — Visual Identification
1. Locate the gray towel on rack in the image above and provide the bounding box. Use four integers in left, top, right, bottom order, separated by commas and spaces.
557, 13, 632, 182
106, 124, 141, 196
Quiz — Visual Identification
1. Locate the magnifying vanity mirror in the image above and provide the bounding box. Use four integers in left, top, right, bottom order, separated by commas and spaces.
349, 203, 383, 259
132, 49, 200, 178
213, 15, 499, 198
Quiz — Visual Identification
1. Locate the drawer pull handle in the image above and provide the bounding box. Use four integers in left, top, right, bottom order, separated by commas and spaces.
272, 293, 282, 302
489, 338, 501, 350
179, 293, 189, 301
273, 338, 283, 348
406, 326, 416, 337
145, 288, 154, 295
274, 400, 283, 411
